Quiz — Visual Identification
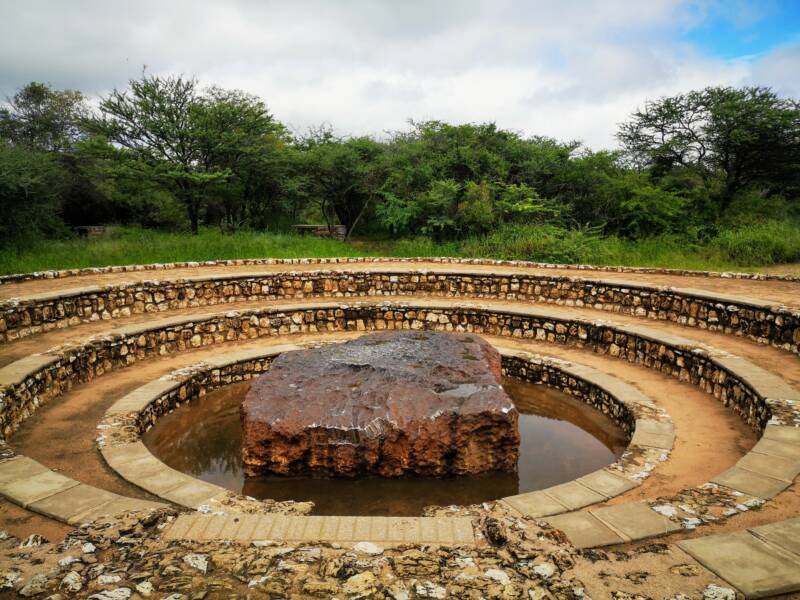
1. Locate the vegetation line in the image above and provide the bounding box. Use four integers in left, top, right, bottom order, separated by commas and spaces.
2, 223, 799, 276
1, 75, 798, 274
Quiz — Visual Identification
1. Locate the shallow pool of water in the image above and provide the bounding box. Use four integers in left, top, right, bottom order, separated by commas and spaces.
143, 377, 626, 515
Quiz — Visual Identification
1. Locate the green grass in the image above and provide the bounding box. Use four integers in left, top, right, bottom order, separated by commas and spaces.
2, 221, 799, 275
0, 227, 371, 275
468, 221, 800, 270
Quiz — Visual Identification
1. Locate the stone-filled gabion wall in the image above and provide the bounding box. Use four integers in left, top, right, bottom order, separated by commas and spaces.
2, 270, 798, 355
0, 302, 773, 441
137, 357, 276, 436
501, 356, 636, 437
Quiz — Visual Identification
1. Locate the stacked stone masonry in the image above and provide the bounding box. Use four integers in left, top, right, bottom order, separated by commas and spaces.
1, 300, 788, 442
1, 257, 800, 597
2, 268, 798, 356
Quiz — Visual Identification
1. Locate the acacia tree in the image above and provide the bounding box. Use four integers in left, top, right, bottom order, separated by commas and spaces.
617, 86, 800, 212
192, 87, 289, 230
94, 74, 230, 234
300, 130, 387, 238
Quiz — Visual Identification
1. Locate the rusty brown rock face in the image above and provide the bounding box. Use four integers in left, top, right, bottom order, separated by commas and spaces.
241, 331, 520, 477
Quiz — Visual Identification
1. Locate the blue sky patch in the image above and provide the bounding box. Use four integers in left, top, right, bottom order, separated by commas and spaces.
683, 0, 800, 60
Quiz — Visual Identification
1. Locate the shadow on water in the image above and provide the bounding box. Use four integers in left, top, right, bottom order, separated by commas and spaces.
143, 378, 627, 516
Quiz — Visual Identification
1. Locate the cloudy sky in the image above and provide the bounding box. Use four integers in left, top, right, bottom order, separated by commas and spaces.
1, 0, 798, 148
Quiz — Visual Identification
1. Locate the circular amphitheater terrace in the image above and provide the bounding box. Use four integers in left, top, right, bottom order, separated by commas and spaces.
0, 258, 798, 599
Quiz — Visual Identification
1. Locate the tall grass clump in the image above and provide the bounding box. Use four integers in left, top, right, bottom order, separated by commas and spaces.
707, 221, 800, 266
0, 227, 368, 275
451, 222, 800, 271
2, 221, 799, 276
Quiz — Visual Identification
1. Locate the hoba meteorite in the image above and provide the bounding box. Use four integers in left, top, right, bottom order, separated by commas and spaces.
241, 331, 520, 477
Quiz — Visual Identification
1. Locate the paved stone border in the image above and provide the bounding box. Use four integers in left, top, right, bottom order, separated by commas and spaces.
0, 451, 475, 546
543, 501, 681, 548
526, 417, 800, 550
98, 345, 297, 511
500, 349, 671, 518
2, 267, 798, 357
679, 518, 800, 598
162, 513, 476, 545
0, 454, 166, 525
2, 255, 796, 286
96, 344, 671, 514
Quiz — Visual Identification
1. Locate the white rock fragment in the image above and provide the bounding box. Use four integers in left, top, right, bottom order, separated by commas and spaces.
652, 504, 678, 518
183, 553, 209, 573
19, 534, 47, 548
353, 541, 384, 555
135, 581, 153, 597
415, 580, 447, 599
703, 583, 737, 600
532, 562, 556, 579
682, 517, 702, 529
87, 587, 132, 600
248, 575, 269, 588
485, 568, 511, 585
58, 556, 80, 568
454, 556, 475, 568
61, 571, 83, 593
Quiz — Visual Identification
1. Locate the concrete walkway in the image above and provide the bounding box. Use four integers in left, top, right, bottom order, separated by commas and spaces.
0, 455, 165, 525
162, 512, 476, 545
679, 518, 800, 598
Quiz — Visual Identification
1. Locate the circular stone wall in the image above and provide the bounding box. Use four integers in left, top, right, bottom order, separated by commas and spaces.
0, 258, 799, 599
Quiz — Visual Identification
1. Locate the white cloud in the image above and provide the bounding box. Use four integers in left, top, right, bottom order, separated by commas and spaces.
1, 0, 797, 148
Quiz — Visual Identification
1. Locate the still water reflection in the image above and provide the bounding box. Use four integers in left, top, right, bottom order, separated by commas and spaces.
143, 377, 626, 515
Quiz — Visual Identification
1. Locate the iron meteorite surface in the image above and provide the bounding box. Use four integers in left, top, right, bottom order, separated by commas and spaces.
241, 331, 520, 477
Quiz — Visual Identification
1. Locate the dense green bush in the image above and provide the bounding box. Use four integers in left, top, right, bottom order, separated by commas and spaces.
0, 142, 68, 249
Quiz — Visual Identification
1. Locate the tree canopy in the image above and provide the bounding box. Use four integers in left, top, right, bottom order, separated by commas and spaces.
618, 86, 800, 212
0, 82, 88, 152
1, 76, 797, 250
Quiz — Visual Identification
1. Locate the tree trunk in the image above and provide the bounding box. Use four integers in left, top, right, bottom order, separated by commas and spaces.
187, 198, 199, 235
346, 195, 372, 240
